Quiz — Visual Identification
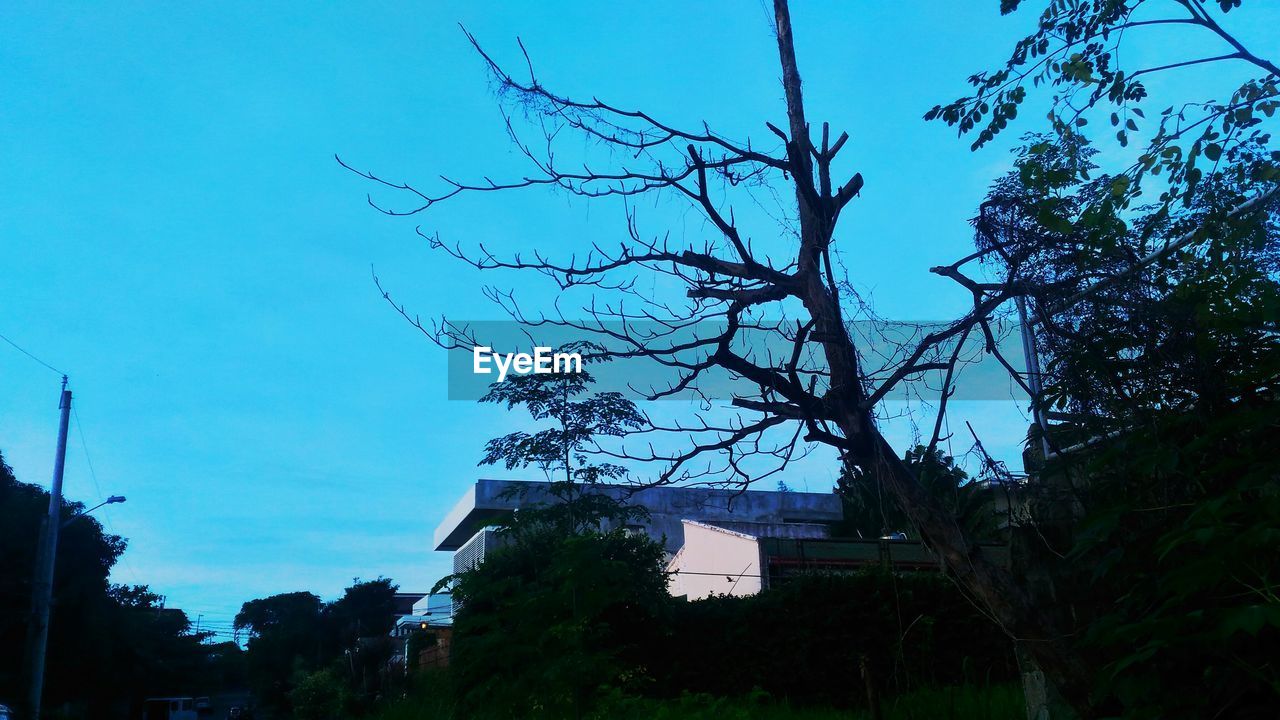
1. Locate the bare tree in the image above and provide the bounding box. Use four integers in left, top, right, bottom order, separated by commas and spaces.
344, 0, 1094, 710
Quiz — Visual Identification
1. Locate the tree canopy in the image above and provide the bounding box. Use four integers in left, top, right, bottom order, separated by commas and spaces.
1, 450, 236, 717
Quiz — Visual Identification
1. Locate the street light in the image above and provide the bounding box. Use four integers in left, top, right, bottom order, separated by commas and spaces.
62, 495, 126, 528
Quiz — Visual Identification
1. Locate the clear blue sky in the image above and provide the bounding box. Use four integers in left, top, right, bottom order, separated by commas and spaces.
5, 1, 1266, 633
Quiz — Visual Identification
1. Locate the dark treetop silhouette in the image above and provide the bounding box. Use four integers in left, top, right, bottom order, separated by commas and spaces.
340, 1, 1276, 713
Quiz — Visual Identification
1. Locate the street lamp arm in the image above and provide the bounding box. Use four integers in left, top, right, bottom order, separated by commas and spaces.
62, 495, 126, 529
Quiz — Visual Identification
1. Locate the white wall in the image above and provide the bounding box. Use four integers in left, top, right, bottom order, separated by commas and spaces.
666, 520, 762, 599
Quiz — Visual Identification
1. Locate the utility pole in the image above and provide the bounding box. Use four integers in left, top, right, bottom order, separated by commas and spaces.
25, 376, 72, 720
1017, 297, 1052, 459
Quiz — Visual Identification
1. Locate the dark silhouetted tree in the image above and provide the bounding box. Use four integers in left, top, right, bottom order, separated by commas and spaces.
347, 0, 1092, 707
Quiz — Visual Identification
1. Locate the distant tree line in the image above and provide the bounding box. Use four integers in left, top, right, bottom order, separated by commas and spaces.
0, 450, 244, 718
232, 577, 402, 718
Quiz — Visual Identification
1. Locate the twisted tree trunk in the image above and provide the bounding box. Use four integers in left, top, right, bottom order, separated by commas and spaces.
770, 0, 1092, 714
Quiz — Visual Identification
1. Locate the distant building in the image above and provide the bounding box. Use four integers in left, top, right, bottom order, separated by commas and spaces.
433, 478, 845, 575
423, 478, 1012, 636
391, 592, 426, 617
389, 593, 454, 671
667, 519, 1011, 599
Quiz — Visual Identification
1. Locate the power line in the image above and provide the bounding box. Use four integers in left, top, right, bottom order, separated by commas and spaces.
71, 407, 104, 499
70, 404, 144, 588
0, 330, 66, 377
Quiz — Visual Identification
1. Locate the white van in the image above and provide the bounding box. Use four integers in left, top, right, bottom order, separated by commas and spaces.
143, 697, 198, 720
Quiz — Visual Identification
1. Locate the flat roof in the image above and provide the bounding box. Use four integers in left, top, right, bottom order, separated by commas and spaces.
433, 478, 842, 551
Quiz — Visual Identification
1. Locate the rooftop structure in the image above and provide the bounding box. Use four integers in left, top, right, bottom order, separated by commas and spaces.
434, 479, 844, 556
667, 519, 1013, 599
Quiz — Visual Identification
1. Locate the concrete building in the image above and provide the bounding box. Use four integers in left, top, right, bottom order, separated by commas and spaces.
431, 478, 1008, 603
664, 519, 826, 598
391, 592, 427, 617
389, 593, 454, 670
665, 519, 1011, 599
434, 478, 844, 575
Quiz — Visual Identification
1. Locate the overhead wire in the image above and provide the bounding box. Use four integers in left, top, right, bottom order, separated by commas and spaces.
71, 402, 144, 588
0, 330, 66, 377
0, 329, 150, 590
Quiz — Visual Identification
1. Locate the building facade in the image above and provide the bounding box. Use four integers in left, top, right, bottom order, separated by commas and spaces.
433, 478, 844, 566
667, 518, 1013, 599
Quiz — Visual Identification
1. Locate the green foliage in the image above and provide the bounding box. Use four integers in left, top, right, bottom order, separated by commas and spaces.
478, 346, 643, 486
837, 445, 1000, 541
591, 683, 1024, 720
329, 577, 399, 643
659, 573, 1016, 707
370, 675, 1022, 720
235, 591, 324, 710
928, 0, 1278, 208
939, 16, 1279, 709
291, 668, 354, 720
368, 670, 458, 720
449, 524, 671, 719
0, 450, 231, 717
968, 83, 1280, 717
977, 133, 1279, 424
1048, 407, 1280, 718
449, 567, 1018, 716
437, 361, 670, 717
235, 578, 399, 714
588, 689, 848, 720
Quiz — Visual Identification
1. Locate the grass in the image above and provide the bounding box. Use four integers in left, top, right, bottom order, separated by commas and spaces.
368, 678, 1024, 720
859, 683, 1025, 720
587, 683, 1024, 720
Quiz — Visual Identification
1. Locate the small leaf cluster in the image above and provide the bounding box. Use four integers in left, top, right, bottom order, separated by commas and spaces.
928, 1, 1278, 208
478, 344, 645, 486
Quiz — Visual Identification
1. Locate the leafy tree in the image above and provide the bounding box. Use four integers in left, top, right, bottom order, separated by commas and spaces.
234, 579, 400, 714
970, 138, 1280, 716
932, 2, 1280, 714
445, 370, 668, 718
838, 446, 999, 543
349, 2, 1090, 702
478, 345, 644, 485
449, 521, 670, 718
928, 0, 1279, 207
328, 578, 398, 702
1, 450, 226, 718
477, 353, 648, 536
235, 591, 326, 710
290, 668, 354, 720
329, 578, 397, 644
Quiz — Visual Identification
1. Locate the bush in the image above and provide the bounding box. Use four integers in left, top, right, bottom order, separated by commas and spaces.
449, 554, 1016, 716
658, 572, 1017, 707
369, 681, 1024, 720
449, 525, 671, 718
290, 668, 353, 720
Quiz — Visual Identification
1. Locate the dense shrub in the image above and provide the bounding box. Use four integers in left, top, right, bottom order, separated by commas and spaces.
450, 528, 1016, 716
658, 572, 1017, 707
449, 526, 671, 718
290, 668, 354, 720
